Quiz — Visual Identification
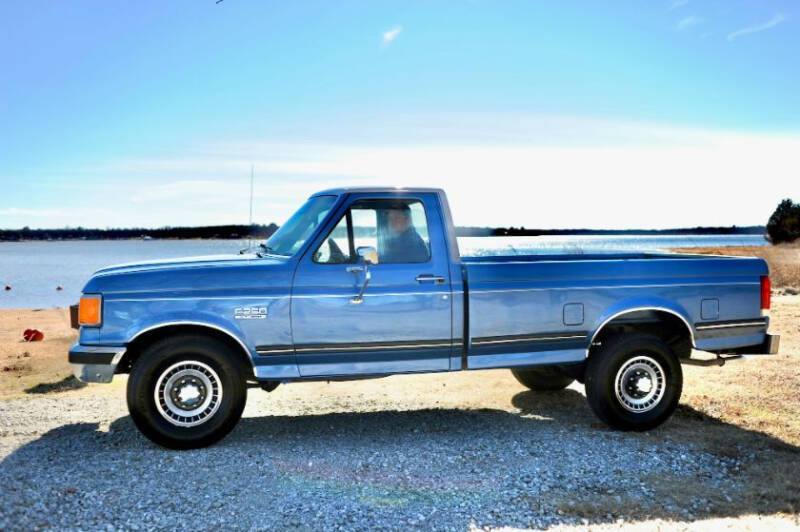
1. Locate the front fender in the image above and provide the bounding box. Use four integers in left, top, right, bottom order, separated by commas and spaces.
125, 311, 255, 358
99, 299, 259, 357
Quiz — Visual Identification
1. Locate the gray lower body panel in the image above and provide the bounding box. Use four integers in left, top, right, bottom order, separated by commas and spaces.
734, 333, 780, 355
68, 344, 126, 383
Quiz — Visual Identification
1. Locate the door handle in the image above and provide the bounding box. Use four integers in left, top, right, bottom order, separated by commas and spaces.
415, 274, 446, 284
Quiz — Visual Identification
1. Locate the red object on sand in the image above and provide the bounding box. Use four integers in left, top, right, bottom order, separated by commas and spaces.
23, 329, 44, 342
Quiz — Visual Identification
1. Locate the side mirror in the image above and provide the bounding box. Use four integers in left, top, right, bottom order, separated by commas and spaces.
356, 246, 378, 265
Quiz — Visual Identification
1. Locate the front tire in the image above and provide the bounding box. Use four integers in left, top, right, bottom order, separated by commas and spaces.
585, 333, 682, 431
127, 335, 247, 449
511, 366, 575, 391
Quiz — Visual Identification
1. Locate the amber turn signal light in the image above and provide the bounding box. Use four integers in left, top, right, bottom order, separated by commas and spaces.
78, 295, 102, 326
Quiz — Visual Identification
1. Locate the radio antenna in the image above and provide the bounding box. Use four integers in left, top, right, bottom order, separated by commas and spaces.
248, 164, 254, 250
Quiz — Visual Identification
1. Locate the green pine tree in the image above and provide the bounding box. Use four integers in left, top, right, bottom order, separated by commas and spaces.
766, 198, 800, 244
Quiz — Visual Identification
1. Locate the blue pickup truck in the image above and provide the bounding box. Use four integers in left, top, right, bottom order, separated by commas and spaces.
70, 187, 779, 449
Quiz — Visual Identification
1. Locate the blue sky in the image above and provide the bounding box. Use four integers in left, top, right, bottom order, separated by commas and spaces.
1, 1, 798, 229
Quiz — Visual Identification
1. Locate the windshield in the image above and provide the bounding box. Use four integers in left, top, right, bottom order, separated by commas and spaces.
263, 195, 338, 256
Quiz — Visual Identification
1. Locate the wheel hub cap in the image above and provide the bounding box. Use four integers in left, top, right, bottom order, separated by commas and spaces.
155, 361, 223, 427
176, 381, 202, 407
614, 355, 665, 413
635, 376, 653, 394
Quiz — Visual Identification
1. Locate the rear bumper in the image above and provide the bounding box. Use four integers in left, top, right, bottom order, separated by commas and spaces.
735, 333, 780, 355
68, 344, 126, 383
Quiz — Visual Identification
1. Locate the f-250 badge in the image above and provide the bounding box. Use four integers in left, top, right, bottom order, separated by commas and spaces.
234, 307, 267, 319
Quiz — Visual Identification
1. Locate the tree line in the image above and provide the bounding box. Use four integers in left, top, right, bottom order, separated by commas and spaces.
0, 223, 278, 241
1, 223, 766, 241
3, 196, 797, 243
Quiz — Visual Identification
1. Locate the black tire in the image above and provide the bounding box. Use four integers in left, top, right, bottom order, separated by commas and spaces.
511, 366, 575, 391
126, 334, 248, 449
585, 333, 682, 431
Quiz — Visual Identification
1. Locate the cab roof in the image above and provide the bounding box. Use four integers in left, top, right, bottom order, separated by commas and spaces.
312, 186, 445, 197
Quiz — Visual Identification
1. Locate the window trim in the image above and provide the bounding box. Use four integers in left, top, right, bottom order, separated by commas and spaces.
311, 208, 356, 265
311, 196, 433, 266
263, 194, 340, 258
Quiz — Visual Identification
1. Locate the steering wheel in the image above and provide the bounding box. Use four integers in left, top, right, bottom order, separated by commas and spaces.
326, 238, 347, 264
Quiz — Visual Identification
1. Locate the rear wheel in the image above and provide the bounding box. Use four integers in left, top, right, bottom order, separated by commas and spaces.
127, 335, 247, 449
511, 366, 575, 391
585, 333, 682, 431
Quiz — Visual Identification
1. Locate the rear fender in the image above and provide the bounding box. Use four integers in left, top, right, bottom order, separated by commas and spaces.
589, 297, 696, 351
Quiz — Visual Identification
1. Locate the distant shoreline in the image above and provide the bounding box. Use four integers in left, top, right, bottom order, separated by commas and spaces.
0, 224, 767, 242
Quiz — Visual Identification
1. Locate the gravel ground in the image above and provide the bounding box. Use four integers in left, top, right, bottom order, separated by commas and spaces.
2, 370, 797, 531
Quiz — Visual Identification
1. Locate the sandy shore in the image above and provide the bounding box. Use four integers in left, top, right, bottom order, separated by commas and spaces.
672, 242, 800, 292
0, 307, 78, 396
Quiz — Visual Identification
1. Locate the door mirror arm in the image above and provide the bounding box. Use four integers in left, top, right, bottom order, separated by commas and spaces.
348, 247, 378, 304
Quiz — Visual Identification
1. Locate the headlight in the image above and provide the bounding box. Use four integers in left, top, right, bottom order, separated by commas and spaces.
78, 294, 102, 327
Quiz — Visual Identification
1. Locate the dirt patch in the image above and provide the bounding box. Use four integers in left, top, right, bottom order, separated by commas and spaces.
0, 308, 77, 398
671, 242, 800, 290
678, 295, 800, 446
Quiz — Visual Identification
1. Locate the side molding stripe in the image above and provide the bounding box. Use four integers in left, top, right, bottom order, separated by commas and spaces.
256, 339, 453, 356
695, 318, 768, 331
472, 331, 588, 346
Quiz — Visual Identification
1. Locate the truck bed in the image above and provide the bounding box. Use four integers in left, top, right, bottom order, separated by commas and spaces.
461, 252, 769, 369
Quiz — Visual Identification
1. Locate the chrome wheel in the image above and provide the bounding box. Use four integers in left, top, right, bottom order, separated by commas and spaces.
614, 355, 665, 413
154, 361, 223, 427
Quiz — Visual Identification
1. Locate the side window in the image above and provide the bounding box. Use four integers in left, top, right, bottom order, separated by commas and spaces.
313, 199, 431, 264
375, 200, 430, 263
313, 215, 351, 264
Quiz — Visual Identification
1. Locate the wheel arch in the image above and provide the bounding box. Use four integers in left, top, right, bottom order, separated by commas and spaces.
118, 322, 256, 379
589, 305, 695, 360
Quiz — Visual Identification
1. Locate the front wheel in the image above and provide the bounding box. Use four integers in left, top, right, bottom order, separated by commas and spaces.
585, 333, 682, 431
127, 335, 248, 449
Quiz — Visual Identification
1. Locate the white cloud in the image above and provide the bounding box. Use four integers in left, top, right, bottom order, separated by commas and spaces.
0, 207, 64, 217
669, 0, 688, 10
4, 117, 799, 229
727, 13, 788, 41
0, 206, 122, 229
677, 16, 702, 30
382, 26, 402, 47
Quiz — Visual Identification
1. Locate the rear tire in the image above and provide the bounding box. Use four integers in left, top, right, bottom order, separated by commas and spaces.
585, 333, 682, 431
127, 334, 247, 449
511, 366, 575, 391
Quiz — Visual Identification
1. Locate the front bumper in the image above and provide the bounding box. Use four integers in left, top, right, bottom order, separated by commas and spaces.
69, 344, 126, 383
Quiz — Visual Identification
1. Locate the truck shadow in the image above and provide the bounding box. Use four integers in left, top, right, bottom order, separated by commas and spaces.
1, 391, 797, 529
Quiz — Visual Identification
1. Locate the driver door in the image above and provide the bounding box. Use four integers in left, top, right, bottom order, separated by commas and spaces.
291, 193, 453, 377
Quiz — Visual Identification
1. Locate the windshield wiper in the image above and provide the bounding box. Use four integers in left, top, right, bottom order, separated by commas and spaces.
239, 243, 271, 257
255, 243, 285, 258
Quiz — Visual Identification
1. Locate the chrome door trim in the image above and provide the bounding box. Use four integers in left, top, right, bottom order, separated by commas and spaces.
695, 319, 768, 330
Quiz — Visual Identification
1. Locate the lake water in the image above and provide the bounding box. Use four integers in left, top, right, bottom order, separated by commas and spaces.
0, 235, 767, 309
